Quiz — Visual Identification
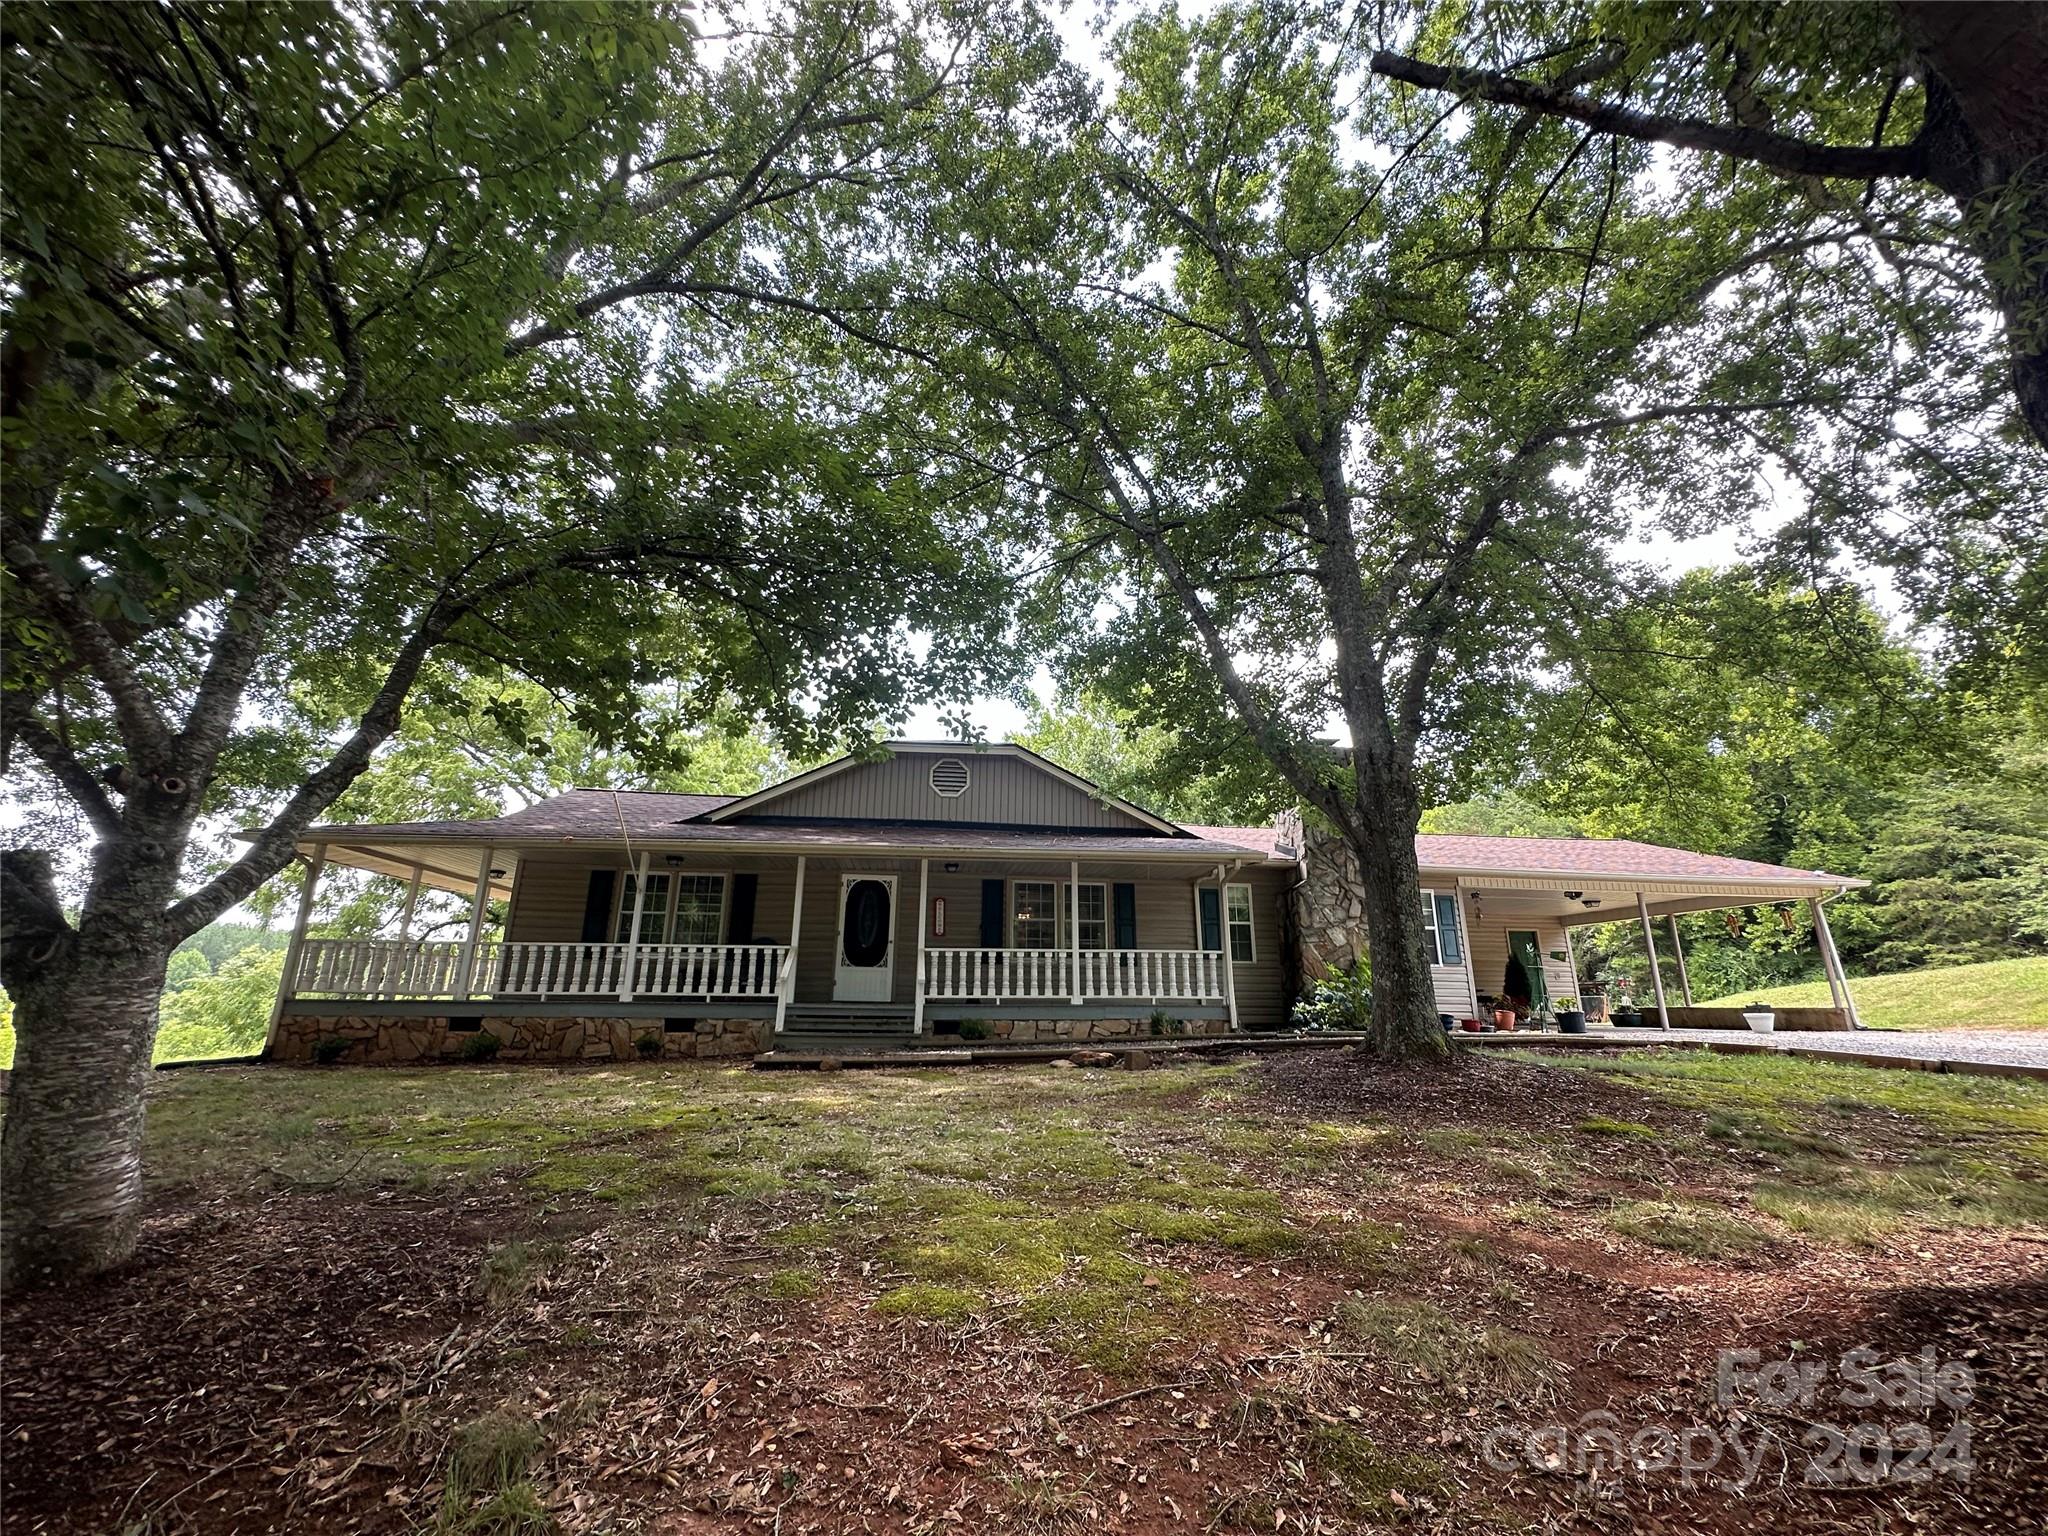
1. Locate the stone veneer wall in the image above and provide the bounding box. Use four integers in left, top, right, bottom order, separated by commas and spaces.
1274, 809, 1366, 982
271, 1012, 767, 1066
945, 1017, 1233, 1044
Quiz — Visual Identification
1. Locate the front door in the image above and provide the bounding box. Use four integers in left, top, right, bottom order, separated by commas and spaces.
834, 874, 897, 1002
1506, 930, 1550, 1015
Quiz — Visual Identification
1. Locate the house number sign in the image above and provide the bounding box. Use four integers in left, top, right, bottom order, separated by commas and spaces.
931, 897, 945, 937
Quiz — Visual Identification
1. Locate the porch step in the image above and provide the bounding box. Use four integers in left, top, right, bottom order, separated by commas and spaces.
773, 1032, 918, 1055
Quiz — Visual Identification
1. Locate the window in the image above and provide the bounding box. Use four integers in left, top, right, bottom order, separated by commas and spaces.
671, 874, 726, 946
615, 871, 726, 945
1013, 881, 1057, 949
615, 871, 671, 945
1225, 884, 1255, 964
1067, 883, 1108, 950
1421, 890, 1463, 967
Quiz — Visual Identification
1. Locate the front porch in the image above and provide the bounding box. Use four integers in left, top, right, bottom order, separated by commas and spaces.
267, 836, 1288, 1064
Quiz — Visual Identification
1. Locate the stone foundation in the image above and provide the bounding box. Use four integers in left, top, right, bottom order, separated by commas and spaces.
271, 1012, 768, 1065
934, 1017, 1233, 1044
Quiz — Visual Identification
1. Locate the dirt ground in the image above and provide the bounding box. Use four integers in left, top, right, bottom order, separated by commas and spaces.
4, 1046, 2045, 1535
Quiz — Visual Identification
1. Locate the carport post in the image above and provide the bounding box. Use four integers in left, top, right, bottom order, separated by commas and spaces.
264, 842, 327, 1056
1070, 859, 1083, 1005
1666, 916, 1694, 1006
1636, 891, 1670, 1029
1811, 895, 1860, 1029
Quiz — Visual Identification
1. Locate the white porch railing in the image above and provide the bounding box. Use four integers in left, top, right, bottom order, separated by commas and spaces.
921, 947, 1224, 1002
288, 938, 789, 1002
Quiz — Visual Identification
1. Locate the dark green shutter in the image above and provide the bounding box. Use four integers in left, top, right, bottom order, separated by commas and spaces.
581, 869, 616, 943
727, 873, 758, 943
1433, 893, 1462, 964
1197, 887, 1223, 952
980, 879, 1005, 947
1112, 883, 1138, 949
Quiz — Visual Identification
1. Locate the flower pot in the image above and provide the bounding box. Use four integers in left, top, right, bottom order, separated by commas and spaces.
1492, 1008, 1516, 1031
1743, 1010, 1776, 1033
1610, 1009, 1640, 1029
1556, 1009, 1586, 1034
1461, 1018, 1484, 1032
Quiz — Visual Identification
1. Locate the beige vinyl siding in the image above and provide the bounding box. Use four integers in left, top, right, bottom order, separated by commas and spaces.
1467, 912, 1575, 1011
744, 753, 1159, 831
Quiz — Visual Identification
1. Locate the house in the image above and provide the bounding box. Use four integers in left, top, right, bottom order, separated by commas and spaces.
265, 741, 1865, 1063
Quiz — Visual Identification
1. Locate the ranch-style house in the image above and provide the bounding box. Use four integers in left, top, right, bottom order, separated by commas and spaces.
265, 741, 1865, 1062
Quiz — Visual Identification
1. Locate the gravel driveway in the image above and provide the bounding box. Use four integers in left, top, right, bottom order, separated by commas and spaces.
1494, 1026, 2048, 1075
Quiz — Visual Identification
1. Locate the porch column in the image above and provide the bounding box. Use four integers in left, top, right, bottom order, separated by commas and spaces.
263, 843, 327, 1056
913, 858, 930, 1035
1561, 921, 1580, 1009
1666, 916, 1695, 1006
1218, 868, 1240, 1031
453, 846, 496, 1001
1456, 882, 1482, 1020
396, 863, 423, 939
1069, 859, 1083, 1005
619, 849, 651, 1001
777, 855, 806, 1034
1636, 890, 1670, 1029
1811, 895, 1860, 1029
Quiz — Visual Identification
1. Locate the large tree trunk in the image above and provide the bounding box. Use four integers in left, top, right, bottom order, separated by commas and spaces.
1347, 741, 1452, 1062
0, 941, 168, 1288
1897, 2, 2048, 451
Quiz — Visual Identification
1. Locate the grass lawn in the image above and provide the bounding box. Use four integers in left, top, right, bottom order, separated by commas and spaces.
5, 1048, 2045, 1534
1699, 954, 2048, 1031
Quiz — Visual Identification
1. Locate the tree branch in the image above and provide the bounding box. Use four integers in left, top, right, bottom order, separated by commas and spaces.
1368, 50, 1927, 182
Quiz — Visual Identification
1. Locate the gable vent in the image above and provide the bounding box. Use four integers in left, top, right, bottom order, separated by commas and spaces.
929, 757, 970, 798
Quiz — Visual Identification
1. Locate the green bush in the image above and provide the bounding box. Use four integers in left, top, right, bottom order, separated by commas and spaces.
458, 1031, 503, 1062
634, 1030, 662, 1059
312, 1036, 352, 1065
957, 1019, 991, 1041
1292, 961, 1372, 1031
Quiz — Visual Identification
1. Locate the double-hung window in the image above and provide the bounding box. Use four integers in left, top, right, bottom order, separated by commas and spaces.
615, 871, 671, 945
1225, 885, 1256, 964
1068, 883, 1108, 950
1421, 890, 1463, 967
1013, 881, 1058, 949
1200, 884, 1257, 963
615, 870, 726, 945
670, 874, 727, 946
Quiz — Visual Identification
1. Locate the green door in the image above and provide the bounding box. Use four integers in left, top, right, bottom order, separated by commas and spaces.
1506, 930, 1550, 1014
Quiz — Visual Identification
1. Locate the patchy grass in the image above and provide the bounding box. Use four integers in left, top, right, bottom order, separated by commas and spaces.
21, 1048, 2047, 1535
1699, 955, 2048, 1031
1331, 1295, 1553, 1396
1607, 1198, 1770, 1258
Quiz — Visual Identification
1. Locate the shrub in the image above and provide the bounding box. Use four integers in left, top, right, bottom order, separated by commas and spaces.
956, 1018, 991, 1041
1147, 1008, 1185, 1036
633, 1030, 662, 1059
458, 1031, 503, 1062
1293, 961, 1372, 1031
312, 1036, 351, 1065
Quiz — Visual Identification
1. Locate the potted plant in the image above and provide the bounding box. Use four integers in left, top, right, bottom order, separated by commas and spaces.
1580, 982, 1607, 1022
1609, 982, 1640, 1028
1554, 995, 1586, 1034
1742, 999, 1777, 1033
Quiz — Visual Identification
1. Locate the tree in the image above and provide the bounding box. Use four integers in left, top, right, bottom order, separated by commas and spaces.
0, 1, 1017, 1282
1011, 689, 1290, 825
1368, 1, 2048, 452
869, 0, 2030, 1060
